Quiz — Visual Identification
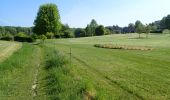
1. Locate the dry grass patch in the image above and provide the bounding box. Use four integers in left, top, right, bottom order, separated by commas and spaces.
94, 44, 153, 51
0, 42, 22, 62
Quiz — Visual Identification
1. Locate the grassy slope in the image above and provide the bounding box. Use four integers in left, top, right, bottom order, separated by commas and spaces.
0, 43, 43, 99
44, 34, 170, 100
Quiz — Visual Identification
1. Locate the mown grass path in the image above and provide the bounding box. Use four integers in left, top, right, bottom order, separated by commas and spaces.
0, 43, 43, 100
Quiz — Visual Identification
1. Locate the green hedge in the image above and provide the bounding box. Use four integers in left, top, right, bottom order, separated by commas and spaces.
14, 36, 35, 42
0, 36, 13, 41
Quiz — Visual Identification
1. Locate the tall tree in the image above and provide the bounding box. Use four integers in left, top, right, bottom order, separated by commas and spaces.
4, 26, 17, 35
165, 15, 170, 29
33, 3, 61, 36
85, 24, 91, 36
135, 20, 144, 38
95, 25, 105, 36
160, 17, 166, 29
85, 19, 98, 36
89, 19, 98, 36
128, 23, 135, 33
144, 24, 151, 38
0, 26, 5, 37
74, 28, 86, 37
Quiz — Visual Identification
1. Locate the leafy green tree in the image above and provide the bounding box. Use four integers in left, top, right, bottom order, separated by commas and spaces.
4, 26, 17, 35
160, 17, 166, 29
17, 32, 27, 37
15, 27, 32, 35
60, 24, 74, 38
90, 19, 98, 36
74, 28, 86, 37
85, 24, 91, 36
165, 15, 170, 29
151, 25, 157, 32
128, 23, 135, 33
33, 3, 61, 36
0, 26, 5, 37
95, 25, 105, 36
63, 30, 73, 38
61, 24, 70, 32
145, 25, 151, 38
85, 19, 98, 36
165, 15, 170, 34
105, 28, 111, 35
135, 20, 144, 38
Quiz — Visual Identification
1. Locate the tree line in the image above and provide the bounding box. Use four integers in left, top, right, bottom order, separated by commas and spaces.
0, 26, 32, 37
31, 3, 170, 39
0, 3, 170, 42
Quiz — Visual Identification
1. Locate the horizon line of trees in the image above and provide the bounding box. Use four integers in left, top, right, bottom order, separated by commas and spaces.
0, 3, 170, 41
1, 15, 170, 40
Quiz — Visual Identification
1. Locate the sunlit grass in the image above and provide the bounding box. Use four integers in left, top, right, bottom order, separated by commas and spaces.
44, 33, 170, 99
0, 43, 42, 99
0, 33, 169, 99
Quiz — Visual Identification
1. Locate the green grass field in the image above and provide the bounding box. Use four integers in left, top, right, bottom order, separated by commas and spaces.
43, 33, 170, 100
0, 33, 170, 100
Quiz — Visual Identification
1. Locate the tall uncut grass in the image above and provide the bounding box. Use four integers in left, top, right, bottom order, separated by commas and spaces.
42, 45, 97, 100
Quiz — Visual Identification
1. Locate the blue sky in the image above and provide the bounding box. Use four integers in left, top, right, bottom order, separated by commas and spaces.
0, 0, 170, 28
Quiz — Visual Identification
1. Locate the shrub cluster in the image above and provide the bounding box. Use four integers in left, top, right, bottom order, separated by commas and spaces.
14, 36, 35, 42
0, 32, 35, 42
0, 35, 13, 41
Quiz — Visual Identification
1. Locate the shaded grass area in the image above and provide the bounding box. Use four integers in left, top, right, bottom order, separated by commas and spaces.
0, 43, 42, 99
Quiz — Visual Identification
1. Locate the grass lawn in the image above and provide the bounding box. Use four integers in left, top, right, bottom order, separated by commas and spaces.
43, 33, 170, 100
0, 33, 170, 100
